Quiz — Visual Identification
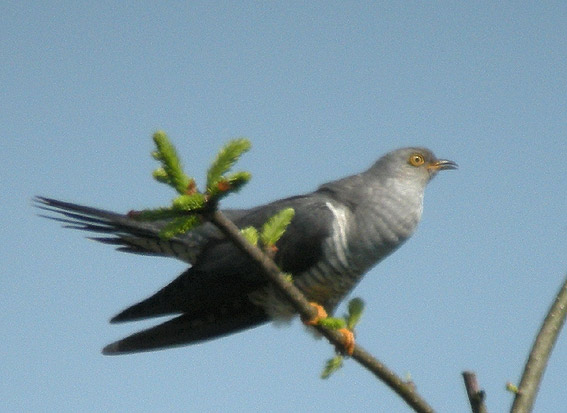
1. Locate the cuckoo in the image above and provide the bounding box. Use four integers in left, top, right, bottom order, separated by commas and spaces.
36, 147, 456, 354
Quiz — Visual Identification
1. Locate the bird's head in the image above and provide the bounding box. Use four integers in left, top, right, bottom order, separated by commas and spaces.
371, 147, 458, 188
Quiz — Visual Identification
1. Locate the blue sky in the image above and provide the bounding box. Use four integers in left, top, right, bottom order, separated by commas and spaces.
3, 2, 566, 412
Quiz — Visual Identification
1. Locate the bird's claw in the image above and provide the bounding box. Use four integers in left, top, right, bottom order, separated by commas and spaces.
302, 303, 355, 355
302, 302, 328, 326
337, 328, 355, 356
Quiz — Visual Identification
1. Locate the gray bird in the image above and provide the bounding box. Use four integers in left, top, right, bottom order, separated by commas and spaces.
36, 147, 456, 355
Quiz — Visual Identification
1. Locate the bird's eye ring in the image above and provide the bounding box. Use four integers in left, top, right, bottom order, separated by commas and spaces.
409, 153, 425, 167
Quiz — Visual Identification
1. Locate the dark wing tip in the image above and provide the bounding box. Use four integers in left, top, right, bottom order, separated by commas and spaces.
102, 305, 269, 355
101, 342, 121, 356
109, 312, 131, 323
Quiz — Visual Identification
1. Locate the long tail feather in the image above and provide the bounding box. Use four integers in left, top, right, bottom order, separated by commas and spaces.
34, 196, 199, 263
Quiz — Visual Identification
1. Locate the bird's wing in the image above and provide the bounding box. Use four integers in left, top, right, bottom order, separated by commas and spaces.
109, 194, 338, 323
103, 299, 268, 355
231, 195, 339, 274
101, 244, 275, 353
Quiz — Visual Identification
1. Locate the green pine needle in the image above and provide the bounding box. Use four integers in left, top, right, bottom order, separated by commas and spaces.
321, 355, 344, 379
347, 297, 365, 329
226, 171, 252, 192
172, 193, 206, 211
260, 208, 295, 247
152, 131, 191, 194
207, 171, 252, 202
130, 208, 191, 222
206, 138, 251, 193
241, 227, 259, 246
152, 168, 169, 184
159, 215, 201, 239
138, 133, 256, 240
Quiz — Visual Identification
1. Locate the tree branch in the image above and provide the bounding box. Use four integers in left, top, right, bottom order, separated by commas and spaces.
462, 371, 488, 413
510, 274, 567, 413
208, 209, 435, 413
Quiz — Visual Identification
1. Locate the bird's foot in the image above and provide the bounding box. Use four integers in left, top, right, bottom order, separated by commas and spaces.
302, 302, 328, 326
337, 328, 355, 356
302, 302, 355, 355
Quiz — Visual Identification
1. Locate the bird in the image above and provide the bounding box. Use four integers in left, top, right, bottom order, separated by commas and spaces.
36, 147, 456, 355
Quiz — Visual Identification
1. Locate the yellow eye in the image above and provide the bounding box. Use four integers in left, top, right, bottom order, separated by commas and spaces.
409, 153, 425, 167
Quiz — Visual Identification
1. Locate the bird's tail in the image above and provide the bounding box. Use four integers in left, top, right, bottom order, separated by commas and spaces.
34, 196, 201, 264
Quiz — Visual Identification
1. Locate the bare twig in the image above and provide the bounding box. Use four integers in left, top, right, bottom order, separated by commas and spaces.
510, 274, 567, 413
462, 371, 488, 413
208, 210, 435, 413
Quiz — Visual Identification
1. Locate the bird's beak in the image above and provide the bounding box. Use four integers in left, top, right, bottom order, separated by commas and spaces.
427, 159, 458, 172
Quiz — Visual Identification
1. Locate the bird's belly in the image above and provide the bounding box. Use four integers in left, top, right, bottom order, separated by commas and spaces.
248, 258, 359, 321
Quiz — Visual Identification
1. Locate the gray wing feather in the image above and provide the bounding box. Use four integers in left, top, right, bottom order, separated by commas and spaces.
110, 194, 337, 322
